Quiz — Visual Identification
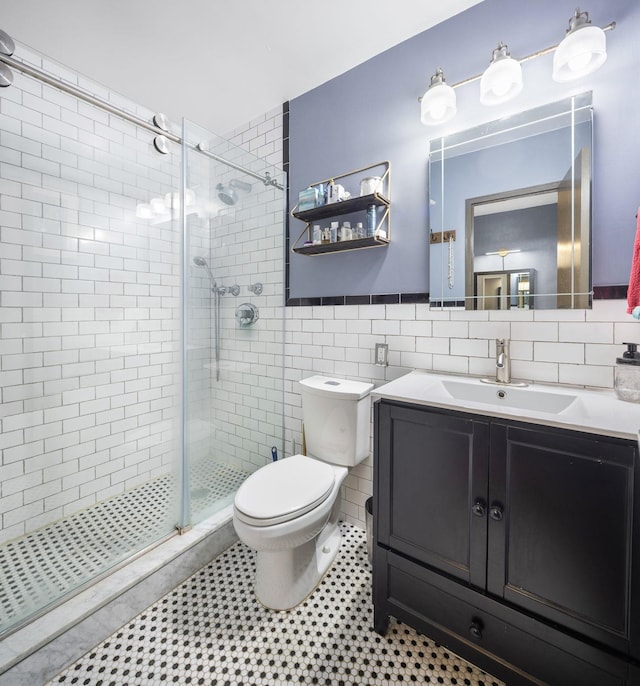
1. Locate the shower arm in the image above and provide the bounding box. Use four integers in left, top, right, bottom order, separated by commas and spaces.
0, 49, 283, 191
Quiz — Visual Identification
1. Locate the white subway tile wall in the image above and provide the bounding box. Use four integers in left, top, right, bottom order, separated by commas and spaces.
211, 109, 285, 476
283, 299, 631, 528
0, 46, 183, 545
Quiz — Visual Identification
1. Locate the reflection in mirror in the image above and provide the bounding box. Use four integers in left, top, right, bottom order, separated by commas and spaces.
475, 269, 534, 310
428, 92, 592, 310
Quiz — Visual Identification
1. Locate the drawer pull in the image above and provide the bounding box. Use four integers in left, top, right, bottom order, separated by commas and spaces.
471, 499, 486, 517
489, 504, 504, 521
469, 618, 484, 640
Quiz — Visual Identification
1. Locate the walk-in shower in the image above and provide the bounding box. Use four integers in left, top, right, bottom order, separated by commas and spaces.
0, 30, 285, 647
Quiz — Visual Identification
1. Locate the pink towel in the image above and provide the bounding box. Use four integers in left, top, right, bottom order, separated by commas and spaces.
627, 210, 640, 314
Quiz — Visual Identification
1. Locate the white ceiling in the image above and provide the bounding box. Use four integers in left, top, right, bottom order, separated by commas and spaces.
2, 0, 483, 135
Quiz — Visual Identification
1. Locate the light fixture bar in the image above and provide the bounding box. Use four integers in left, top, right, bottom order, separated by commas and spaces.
485, 249, 521, 257
449, 20, 615, 91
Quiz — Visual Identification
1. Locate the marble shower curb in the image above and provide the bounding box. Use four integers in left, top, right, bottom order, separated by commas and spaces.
0, 506, 237, 686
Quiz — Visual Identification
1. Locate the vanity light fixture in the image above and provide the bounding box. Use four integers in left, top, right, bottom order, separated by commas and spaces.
552, 8, 607, 82
419, 8, 614, 126
485, 248, 521, 257
480, 42, 523, 106
486, 247, 521, 269
420, 67, 457, 125
136, 188, 198, 221
164, 188, 196, 210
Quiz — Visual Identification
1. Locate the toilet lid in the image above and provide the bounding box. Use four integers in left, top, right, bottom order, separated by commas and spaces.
234, 455, 335, 524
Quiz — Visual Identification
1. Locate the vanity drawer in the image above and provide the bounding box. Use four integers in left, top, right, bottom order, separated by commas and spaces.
378, 550, 632, 686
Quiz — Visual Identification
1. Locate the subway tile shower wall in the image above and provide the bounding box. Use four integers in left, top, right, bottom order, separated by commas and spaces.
0, 47, 184, 545
283, 299, 634, 529
218, 107, 285, 475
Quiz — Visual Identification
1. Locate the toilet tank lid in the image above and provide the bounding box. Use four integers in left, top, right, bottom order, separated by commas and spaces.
299, 375, 373, 400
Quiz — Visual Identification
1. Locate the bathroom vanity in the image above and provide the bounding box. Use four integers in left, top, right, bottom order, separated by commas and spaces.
372, 371, 640, 685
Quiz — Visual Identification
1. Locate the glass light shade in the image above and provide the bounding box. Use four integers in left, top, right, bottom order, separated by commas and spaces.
552, 25, 606, 82
150, 197, 166, 215
421, 82, 457, 126
164, 191, 180, 209
164, 188, 196, 210
135, 203, 153, 219
480, 55, 523, 105
184, 188, 196, 206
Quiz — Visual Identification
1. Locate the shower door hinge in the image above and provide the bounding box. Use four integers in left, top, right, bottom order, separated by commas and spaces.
176, 524, 192, 535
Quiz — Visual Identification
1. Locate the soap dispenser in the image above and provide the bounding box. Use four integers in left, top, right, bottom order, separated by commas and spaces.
614, 342, 640, 402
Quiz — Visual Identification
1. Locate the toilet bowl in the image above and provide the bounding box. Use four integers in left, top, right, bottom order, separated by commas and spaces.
233, 375, 373, 610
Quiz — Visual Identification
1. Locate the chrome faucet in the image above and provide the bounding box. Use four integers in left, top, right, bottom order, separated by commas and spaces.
495, 338, 511, 384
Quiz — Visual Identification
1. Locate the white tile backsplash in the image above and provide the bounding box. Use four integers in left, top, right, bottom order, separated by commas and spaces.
284, 301, 633, 528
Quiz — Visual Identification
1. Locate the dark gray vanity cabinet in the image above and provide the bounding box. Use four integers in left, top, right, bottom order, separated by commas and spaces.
373, 399, 640, 686
374, 401, 490, 587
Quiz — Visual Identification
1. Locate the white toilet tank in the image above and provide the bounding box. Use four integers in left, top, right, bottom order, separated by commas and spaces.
299, 375, 374, 466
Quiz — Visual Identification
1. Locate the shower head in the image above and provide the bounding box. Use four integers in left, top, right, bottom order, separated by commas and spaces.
216, 179, 252, 206
193, 256, 217, 288
216, 183, 236, 206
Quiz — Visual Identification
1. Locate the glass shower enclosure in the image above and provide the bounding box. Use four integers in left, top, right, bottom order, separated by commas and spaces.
183, 120, 285, 526
0, 40, 284, 637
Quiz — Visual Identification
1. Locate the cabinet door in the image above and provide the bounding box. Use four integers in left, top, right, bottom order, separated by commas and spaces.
487, 421, 637, 654
375, 401, 490, 587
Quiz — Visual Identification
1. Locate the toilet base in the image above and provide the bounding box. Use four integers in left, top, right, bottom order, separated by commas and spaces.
254, 520, 342, 610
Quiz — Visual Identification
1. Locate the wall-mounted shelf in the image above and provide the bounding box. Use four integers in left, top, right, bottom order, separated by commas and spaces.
293, 193, 389, 223
291, 161, 391, 255
292, 235, 390, 256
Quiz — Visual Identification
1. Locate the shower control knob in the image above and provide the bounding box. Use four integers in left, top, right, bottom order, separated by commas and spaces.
235, 303, 259, 327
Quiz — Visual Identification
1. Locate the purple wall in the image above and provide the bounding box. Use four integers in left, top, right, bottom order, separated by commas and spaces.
288, 0, 640, 299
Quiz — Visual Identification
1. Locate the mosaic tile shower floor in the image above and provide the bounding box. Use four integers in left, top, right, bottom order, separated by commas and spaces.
0, 460, 248, 635
47, 523, 503, 686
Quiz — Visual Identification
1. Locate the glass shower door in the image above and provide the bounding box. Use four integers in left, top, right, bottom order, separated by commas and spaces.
0, 46, 183, 636
183, 120, 285, 526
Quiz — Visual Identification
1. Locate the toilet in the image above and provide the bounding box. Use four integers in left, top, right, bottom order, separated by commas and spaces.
233, 375, 373, 610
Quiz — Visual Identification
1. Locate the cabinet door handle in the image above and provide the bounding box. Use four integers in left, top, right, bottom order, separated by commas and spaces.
469, 618, 483, 640
471, 499, 486, 517
489, 503, 504, 521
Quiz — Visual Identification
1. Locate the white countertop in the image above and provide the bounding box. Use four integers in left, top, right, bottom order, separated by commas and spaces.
372, 370, 640, 441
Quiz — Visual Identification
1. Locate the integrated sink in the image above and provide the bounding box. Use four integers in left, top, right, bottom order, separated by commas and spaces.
372, 370, 639, 440
439, 379, 577, 414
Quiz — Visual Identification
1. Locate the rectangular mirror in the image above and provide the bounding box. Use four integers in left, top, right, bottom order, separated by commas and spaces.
428, 92, 593, 310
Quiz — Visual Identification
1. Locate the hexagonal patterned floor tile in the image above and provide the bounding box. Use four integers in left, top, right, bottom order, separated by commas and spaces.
46, 523, 504, 686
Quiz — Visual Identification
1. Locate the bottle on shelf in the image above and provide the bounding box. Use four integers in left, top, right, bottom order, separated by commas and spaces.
366, 205, 377, 237
329, 221, 339, 243
312, 224, 322, 245
339, 221, 352, 241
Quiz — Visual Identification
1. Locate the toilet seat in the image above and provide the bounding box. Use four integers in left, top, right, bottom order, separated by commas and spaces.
234, 454, 336, 527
